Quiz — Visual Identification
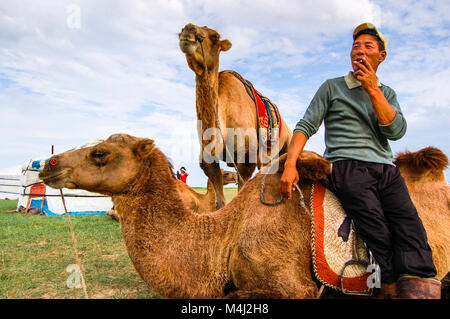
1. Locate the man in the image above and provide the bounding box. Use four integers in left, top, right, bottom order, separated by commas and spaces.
280, 23, 440, 298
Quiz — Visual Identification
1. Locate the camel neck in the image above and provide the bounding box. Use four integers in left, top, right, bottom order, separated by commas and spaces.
195, 70, 220, 130
111, 149, 232, 297
116, 149, 191, 222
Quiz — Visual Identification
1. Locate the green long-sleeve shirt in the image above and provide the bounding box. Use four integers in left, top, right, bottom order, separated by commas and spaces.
294, 72, 407, 165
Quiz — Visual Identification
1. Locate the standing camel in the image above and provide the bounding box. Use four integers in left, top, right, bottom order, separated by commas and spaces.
39, 134, 449, 298
179, 23, 292, 208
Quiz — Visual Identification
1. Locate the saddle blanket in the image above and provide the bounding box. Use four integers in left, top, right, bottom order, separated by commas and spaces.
311, 181, 372, 293
252, 86, 282, 149
222, 70, 282, 149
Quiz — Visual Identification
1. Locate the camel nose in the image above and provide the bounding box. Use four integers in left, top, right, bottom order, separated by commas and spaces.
38, 156, 59, 179
42, 156, 60, 173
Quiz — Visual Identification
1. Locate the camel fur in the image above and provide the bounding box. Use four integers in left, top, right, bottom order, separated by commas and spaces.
179, 23, 292, 209
39, 134, 449, 298
176, 170, 237, 214
394, 147, 450, 279
107, 178, 215, 221
107, 168, 238, 221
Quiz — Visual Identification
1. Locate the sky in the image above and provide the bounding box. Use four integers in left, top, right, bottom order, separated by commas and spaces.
1, 0, 449, 186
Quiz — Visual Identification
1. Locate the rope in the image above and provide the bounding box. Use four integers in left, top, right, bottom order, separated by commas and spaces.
60, 189, 89, 299
292, 182, 309, 213
23, 193, 107, 198
259, 169, 309, 213
23, 181, 43, 188
260, 173, 284, 206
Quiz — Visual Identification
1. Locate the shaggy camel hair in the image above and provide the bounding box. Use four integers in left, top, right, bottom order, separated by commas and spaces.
107, 179, 215, 221
179, 23, 292, 209
108, 169, 237, 220
393, 147, 450, 279
177, 169, 237, 214
39, 134, 449, 298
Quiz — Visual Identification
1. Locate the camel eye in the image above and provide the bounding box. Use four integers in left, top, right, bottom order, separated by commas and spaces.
90, 150, 109, 165
210, 33, 220, 42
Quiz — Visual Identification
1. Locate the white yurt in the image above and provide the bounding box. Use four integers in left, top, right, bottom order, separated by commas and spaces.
5, 138, 113, 216
0, 165, 22, 200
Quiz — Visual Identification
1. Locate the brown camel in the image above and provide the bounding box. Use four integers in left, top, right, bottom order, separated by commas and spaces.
39, 134, 449, 298
107, 169, 238, 221
177, 170, 237, 213
221, 169, 238, 186
179, 23, 292, 209
107, 179, 215, 221
393, 147, 450, 279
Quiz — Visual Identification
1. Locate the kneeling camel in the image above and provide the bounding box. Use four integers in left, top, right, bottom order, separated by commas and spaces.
39, 134, 449, 298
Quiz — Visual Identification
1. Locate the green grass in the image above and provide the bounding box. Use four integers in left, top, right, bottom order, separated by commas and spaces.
0, 211, 157, 299
0, 199, 18, 212
192, 187, 238, 203
0, 188, 239, 299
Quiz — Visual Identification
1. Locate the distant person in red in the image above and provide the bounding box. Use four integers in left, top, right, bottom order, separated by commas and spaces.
180, 167, 189, 184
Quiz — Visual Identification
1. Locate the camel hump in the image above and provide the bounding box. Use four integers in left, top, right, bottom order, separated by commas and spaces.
394, 147, 449, 172
277, 151, 331, 181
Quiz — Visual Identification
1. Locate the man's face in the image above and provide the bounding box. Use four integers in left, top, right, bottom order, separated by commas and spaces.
350, 34, 386, 73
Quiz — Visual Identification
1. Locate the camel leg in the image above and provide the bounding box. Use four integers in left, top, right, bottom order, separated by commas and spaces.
200, 161, 226, 209
236, 163, 256, 191
264, 269, 319, 299
230, 253, 319, 298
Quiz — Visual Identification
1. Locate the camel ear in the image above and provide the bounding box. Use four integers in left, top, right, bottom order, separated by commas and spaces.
220, 39, 232, 52
133, 138, 155, 158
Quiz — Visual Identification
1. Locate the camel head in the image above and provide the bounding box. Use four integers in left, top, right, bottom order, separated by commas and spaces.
221, 169, 238, 185
179, 23, 232, 75
39, 134, 155, 195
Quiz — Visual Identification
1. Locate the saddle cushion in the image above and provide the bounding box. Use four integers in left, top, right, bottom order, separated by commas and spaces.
252, 87, 282, 149
311, 182, 371, 293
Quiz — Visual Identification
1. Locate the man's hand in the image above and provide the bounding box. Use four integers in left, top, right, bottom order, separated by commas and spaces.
279, 132, 307, 200
353, 58, 379, 93
353, 57, 397, 125
280, 164, 299, 200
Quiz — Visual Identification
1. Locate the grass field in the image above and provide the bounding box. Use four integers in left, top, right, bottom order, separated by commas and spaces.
1, 189, 449, 299
192, 186, 238, 202
0, 199, 18, 212
0, 188, 238, 299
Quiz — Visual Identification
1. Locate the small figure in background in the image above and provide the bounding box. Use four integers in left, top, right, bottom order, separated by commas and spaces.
180, 167, 189, 184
